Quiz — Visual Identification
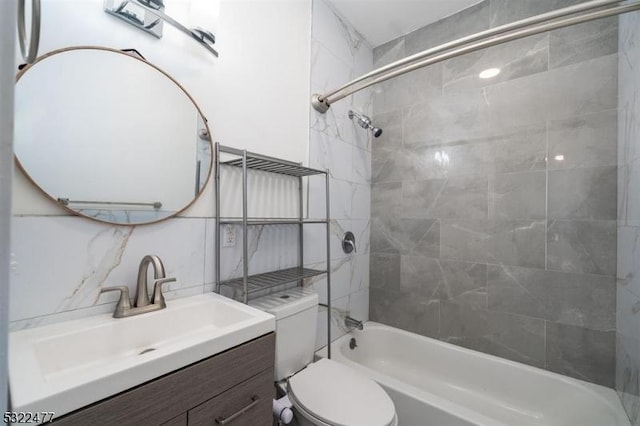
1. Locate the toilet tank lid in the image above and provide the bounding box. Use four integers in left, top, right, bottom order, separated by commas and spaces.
249, 287, 318, 320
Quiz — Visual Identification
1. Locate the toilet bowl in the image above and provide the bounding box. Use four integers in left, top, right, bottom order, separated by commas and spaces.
288, 358, 397, 426
250, 288, 397, 426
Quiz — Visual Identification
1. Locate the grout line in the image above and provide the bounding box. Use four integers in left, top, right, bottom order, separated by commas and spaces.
545, 121, 549, 271
543, 320, 548, 369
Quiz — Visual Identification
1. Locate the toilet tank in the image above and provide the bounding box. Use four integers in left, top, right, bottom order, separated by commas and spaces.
249, 288, 318, 381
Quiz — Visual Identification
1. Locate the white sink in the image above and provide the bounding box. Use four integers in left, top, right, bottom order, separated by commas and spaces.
9, 293, 275, 418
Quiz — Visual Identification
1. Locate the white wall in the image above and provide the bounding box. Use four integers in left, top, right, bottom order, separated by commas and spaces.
1, 0, 16, 413
9, 0, 312, 328
12, 0, 311, 218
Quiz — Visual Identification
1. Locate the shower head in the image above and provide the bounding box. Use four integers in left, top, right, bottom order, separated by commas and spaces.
348, 110, 383, 138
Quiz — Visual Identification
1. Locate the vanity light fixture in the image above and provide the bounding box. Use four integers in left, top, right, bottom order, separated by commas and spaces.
104, 0, 218, 57
479, 67, 501, 79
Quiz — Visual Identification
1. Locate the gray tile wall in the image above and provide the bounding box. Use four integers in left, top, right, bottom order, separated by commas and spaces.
370, 0, 619, 387
616, 8, 640, 425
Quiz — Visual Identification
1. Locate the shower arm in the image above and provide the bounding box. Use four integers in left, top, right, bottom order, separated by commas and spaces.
312, 0, 639, 112
348, 110, 370, 128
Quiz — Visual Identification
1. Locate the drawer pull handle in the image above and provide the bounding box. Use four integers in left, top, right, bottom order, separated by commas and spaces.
215, 395, 260, 425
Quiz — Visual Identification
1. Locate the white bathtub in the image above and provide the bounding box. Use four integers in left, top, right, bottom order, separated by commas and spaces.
318, 322, 630, 426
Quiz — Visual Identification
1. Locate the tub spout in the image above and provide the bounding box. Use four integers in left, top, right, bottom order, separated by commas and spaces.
345, 315, 363, 331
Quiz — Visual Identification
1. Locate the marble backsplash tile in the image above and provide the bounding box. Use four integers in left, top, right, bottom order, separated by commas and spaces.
10, 216, 208, 328
310, 0, 372, 347
617, 8, 640, 422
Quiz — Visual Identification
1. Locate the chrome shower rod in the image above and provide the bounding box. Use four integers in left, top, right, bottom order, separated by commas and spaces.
312, 0, 639, 112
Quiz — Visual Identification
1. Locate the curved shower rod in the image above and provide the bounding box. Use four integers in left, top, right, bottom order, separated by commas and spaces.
312, 0, 640, 113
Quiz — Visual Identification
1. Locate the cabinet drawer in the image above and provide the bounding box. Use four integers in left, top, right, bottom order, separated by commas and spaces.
54, 333, 274, 426
188, 369, 274, 426
162, 413, 187, 426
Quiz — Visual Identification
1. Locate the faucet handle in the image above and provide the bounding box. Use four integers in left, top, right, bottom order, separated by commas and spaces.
342, 231, 357, 254
152, 277, 176, 307
99, 286, 132, 318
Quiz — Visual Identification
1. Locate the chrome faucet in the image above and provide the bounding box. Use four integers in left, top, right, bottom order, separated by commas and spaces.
99, 255, 176, 318
135, 255, 166, 307
345, 315, 363, 331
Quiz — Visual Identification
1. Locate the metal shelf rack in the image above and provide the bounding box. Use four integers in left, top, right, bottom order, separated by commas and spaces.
215, 144, 332, 355
219, 267, 327, 295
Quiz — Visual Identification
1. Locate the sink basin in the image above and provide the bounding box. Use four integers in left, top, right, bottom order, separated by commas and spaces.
9, 293, 275, 418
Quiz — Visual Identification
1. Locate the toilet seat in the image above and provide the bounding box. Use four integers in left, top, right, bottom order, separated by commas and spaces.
288, 358, 397, 426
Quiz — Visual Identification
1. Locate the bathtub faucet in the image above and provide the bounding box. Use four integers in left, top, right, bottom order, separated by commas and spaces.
345, 315, 363, 331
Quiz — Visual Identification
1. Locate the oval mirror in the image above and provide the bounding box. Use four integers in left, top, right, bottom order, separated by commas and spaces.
14, 46, 212, 225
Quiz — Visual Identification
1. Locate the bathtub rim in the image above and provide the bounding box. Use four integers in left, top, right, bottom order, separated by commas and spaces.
316, 321, 629, 426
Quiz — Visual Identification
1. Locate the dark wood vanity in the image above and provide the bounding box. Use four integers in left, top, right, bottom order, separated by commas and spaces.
52, 333, 275, 426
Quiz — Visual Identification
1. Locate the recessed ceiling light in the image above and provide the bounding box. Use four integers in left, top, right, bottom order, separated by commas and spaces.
479, 68, 501, 79
554, 154, 565, 161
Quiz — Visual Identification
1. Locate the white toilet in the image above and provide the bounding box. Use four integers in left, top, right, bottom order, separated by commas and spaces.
250, 287, 397, 426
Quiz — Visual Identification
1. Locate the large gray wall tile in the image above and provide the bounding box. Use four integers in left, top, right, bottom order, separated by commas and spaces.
370, 253, 400, 291
489, 0, 588, 28
370, 288, 440, 338
373, 37, 405, 68
439, 302, 546, 368
400, 255, 443, 298
400, 256, 487, 308
372, 110, 402, 149
405, 1, 490, 55
548, 110, 617, 170
404, 89, 490, 146
488, 171, 546, 220
487, 71, 549, 130
441, 219, 545, 268
546, 322, 615, 387
546, 53, 618, 119
372, 147, 406, 183
488, 264, 615, 331
368, 0, 618, 388
490, 0, 555, 28
548, 166, 617, 220
549, 17, 618, 69
490, 123, 548, 173
438, 260, 488, 307
402, 176, 488, 220
443, 34, 549, 93
372, 182, 401, 218
371, 217, 439, 257
547, 220, 617, 276
373, 64, 442, 115
486, 54, 617, 131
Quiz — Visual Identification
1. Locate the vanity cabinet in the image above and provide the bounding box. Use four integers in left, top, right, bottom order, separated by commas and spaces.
53, 333, 275, 426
